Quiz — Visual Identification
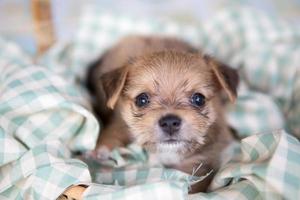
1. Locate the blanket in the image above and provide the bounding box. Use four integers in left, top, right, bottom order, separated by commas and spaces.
1, 6, 300, 200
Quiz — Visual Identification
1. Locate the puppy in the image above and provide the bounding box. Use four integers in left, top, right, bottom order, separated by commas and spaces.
86, 35, 239, 192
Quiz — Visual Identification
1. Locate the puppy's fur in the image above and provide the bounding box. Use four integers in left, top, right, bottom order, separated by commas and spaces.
87, 35, 238, 192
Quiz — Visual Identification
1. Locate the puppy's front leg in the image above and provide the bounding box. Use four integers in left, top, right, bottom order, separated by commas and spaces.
97, 122, 130, 150
90, 117, 131, 160
85, 126, 130, 161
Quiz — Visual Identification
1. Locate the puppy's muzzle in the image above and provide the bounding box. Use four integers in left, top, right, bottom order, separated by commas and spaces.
158, 114, 181, 136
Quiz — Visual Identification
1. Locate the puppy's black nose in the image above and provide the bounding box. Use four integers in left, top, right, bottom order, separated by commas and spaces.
159, 114, 181, 135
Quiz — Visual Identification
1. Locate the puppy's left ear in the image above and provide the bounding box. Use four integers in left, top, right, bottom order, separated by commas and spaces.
100, 66, 129, 109
204, 55, 239, 102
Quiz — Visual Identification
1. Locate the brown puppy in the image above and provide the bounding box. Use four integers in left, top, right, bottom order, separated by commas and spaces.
86, 35, 238, 192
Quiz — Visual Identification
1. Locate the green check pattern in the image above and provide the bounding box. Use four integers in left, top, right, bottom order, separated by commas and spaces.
1, 6, 300, 200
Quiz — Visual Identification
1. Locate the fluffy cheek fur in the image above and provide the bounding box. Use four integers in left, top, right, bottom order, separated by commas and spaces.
119, 97, 160, 146
119, 96, 219, 156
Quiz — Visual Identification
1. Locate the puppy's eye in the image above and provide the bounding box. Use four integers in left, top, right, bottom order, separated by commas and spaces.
191, 93, 205, 107
135, 93, 150, 107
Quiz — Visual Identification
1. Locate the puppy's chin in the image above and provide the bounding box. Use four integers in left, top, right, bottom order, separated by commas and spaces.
144, 140, 196, 165
157, 141, 187, 152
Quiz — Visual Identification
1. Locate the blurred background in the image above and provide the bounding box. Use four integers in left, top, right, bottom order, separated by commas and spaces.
1, 0, 300, 55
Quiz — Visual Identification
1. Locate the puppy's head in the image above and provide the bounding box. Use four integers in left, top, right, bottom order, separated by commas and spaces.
100, 51, 238, 161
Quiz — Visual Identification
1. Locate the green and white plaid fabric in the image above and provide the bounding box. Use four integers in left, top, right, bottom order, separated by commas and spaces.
0, 37, 98, 199
1, 6, 300, 200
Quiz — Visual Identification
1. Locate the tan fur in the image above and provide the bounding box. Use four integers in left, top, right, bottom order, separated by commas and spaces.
87, 35, 239, 193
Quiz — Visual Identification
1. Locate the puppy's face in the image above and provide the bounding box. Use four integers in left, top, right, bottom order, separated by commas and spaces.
101, 51, 238, 161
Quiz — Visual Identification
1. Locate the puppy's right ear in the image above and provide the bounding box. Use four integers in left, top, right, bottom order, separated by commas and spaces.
100, 66, 129, 109
204, 55, 239, 102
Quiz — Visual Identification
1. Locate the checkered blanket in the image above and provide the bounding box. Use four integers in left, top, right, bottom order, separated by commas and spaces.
1, 6, 300, 200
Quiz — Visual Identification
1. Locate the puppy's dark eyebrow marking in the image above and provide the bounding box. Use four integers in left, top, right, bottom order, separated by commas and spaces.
182, 80, 189, 88
201, 84, 214, 89
153, 80, 160, 93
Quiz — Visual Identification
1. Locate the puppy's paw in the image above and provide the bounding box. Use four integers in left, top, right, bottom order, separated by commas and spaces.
84, 146, 111, 161
95, 146, 111, 160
